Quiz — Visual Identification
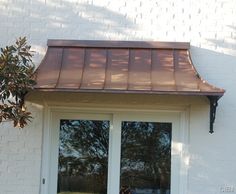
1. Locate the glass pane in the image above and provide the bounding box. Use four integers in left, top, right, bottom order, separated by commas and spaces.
57, 120, 109, 194
120, 122, 172, 194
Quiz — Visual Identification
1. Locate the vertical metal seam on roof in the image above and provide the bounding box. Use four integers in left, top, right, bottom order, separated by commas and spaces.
103, 49, 109, 90
187, 49, 201, 92
79, 48, 87, 89
55, 47, 65, 88
173, 49, 178, 91
150, 49, 154, 91
127, 48, 131, 91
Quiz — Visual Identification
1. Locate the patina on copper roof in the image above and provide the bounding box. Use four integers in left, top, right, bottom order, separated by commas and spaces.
35, 40, 225, 97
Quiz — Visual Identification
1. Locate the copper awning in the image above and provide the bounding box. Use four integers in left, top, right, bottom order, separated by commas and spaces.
35, 40, 224, 97
34, 40, 225, 133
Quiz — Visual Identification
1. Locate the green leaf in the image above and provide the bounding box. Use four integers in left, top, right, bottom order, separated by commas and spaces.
0, 37, 36, 128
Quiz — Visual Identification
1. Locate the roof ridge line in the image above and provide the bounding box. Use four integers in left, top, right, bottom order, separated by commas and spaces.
47, 39, 190, 49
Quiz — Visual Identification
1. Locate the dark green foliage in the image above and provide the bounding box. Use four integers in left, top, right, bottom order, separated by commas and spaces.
0, 37, 36, 128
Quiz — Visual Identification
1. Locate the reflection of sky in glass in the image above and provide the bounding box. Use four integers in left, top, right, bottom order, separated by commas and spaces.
120, 121, 171, 194
57, 119, 109, 194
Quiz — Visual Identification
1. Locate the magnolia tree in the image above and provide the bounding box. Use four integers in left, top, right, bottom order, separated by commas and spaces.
0, 37, 36, 128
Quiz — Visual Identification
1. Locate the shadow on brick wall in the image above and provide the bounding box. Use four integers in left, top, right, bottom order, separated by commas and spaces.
0, 0, 139, 63
206, 25, 236, 55
188, 45, 236, 194
190, 45, 236, 110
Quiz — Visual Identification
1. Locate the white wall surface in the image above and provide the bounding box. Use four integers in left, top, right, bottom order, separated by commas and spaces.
0, 0, 236, 194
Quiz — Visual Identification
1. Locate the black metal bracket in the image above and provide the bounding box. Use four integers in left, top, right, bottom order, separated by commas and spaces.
207, 96, 220, 134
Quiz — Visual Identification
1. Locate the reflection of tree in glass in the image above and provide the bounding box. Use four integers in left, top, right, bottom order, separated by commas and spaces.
58, 120, 109, 194
121, 122, 171, 194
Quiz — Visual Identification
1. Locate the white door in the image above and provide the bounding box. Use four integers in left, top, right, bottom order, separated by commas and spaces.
42, 110, 187, 194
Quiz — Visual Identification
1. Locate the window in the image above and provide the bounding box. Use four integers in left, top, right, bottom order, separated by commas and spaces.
120, 121, 171, 194
43, 110, 186, 194
58, 120, 109, 194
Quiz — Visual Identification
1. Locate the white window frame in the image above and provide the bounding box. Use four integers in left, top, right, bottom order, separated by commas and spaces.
40, 106, 189, 194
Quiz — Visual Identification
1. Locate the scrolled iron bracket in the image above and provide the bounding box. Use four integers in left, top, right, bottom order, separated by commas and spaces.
207, 96, 221, 134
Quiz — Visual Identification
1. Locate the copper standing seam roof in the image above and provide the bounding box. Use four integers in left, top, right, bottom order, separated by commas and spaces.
35, 40, 225, 97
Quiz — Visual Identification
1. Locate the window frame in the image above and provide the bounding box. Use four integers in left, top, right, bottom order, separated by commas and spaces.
40, 106, 189, 194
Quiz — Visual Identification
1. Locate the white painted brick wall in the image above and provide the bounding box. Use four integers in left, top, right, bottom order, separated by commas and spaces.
0, 103, 43, 194
0, 0, 236, 194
